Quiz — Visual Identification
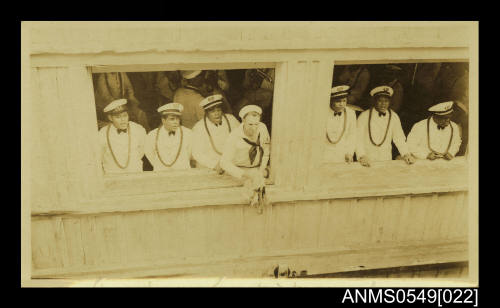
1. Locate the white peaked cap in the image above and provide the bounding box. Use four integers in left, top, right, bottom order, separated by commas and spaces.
157, 102, 184, 116
200, 94, 224, 110
239, 104, 262, 119
103, 99, 128, 113
370, 86, 394, 97
429, 101, 454, 115
181, 70, 202, 80
331, 85, 350, 98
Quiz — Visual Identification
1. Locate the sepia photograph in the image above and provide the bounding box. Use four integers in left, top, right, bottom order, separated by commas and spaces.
21, 21, 478, 287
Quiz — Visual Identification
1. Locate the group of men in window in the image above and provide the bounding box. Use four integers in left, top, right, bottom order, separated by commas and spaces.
324, 85, 462, 166
97, 68, 465, 180
99, 88, 271, 181
332, 63, 469, 156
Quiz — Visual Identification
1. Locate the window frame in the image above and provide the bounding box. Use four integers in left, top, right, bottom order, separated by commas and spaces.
90, 63, 279, 199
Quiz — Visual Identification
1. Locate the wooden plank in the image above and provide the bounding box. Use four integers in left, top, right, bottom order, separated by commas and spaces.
31, 218, 62, 270
378, 196, 405, 244
91, 62, 277, 73
444, 192, 464, 240
319, 158, 468, 196
65, 66, 103, 201
291, 60, 311, 190
32, 157, 468, 217
104, 170, 243, 197
436, 192, 461, 240
61, 217, 85, 268
29, 67, 52, 213
78, 216, 101, 267
31, 240, 468, 279
320, 199, 354, 249
151, 208, 186, 260
293, 201, 322, 250
457, 192, 469, 239
269, 61, 289, 187
269, 202, 296, 251
28, 22, 471, 57
405, 195, 433, 242
182, 207, 211, 258
120, 212, 159, 264
395, 196, 412, 242
421, 193, 443, 242
369, 197, 385, 244
52, 217, 70, 268
436, 266, 463, 278
34, 68, 65, 210
350, 198, 377, 246
279, 61, 303, 189
92, 214, 123, 266
55, 67, 84, 203
316, 199, 330, 249
208, 204, 245, 257
31, 47, 470, 68
241, 203, 268, 255
304, 59, 334, 190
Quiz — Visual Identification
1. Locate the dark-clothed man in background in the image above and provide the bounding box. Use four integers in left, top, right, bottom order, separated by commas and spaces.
174, 70, 233, 129
94, 72, 150, 132
127, 71, 182, 131
236, 69, 275, 131
332, 65, 370, 112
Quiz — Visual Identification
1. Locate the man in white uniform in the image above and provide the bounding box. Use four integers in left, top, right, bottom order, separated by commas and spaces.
192, 94, 240, 173
356, 86, 415, 167
221, 105, 271, 182
407, 101, 462, 160
323, 85, 357, 163
98, 99, 146, 174
221, 105, 271, 212
145, 103, 193, 171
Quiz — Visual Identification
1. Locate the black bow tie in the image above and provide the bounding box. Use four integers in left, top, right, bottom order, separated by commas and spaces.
334, 111, 342, 117
117, 129, 127, 134
378, 111, 386, 117
242, 134, 263, 165
437, 125, 446, 130
168, 131, 176, 136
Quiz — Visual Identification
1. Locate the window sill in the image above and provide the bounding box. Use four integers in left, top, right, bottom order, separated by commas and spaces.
31, 157, 468, 218
316, 156, 468, 198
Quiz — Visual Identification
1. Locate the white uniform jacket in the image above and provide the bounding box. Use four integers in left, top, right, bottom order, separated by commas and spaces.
407, 118, 462, 159
192, 113, 241, 169
220, 122, 271, 179
145, 126, 193, 171
356, 107, 409, 161
323, 107, 357, 163
99, 121, 146, 174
